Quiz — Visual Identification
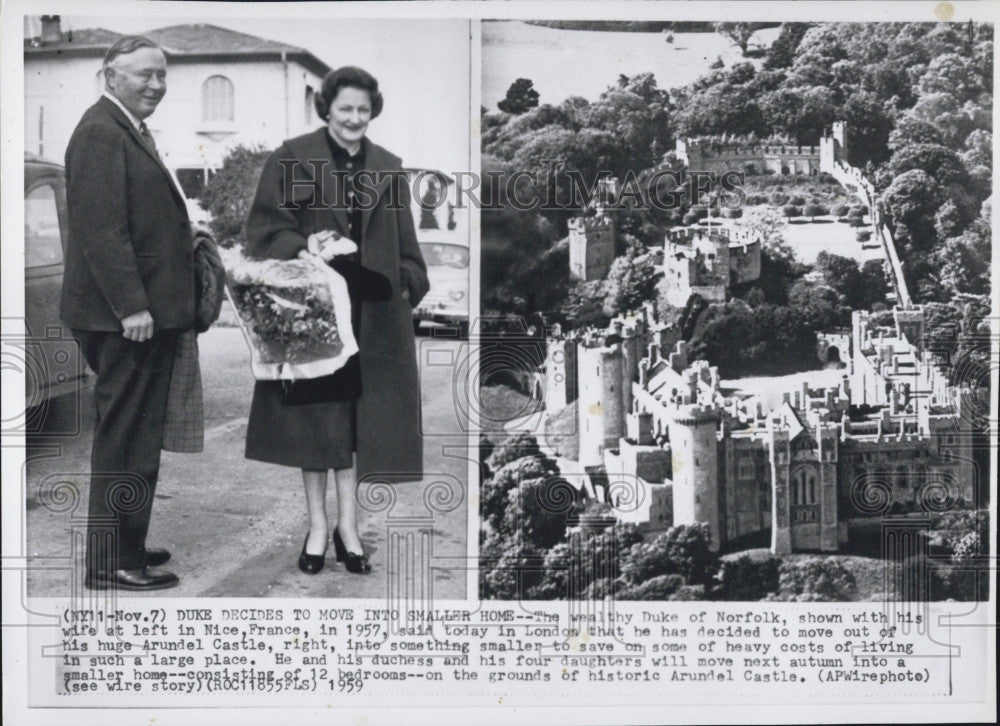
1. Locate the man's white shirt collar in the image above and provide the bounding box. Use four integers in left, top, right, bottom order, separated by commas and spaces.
101, 91, 185, 203
102, 91, 143, 130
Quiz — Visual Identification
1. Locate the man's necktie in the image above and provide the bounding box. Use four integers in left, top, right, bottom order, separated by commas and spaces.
139, 122, 160, 159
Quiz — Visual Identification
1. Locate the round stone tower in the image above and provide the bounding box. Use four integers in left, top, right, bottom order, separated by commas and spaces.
668, 404, 722, 551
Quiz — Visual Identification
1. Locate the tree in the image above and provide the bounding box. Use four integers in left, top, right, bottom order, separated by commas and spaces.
842, 92, 894, 167
199, 143, 271, 247
601, 239, 663, 317
497, 78, 540, 115
481, 446, 559, 534
887, 143, 968, 187
560, 280, 610, 331
787, 279, 842, 330
936, 201, 992, 295
691, 303, 818, 376
502, 476, 580, 551
763, 22, 812, 70
879, 169, 943, 250
619, 523, 720, 587
713, 22, 769, 54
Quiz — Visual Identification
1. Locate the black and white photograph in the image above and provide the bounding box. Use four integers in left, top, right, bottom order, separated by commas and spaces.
1, 2, 997, 725
17, 12, 472, 598
478, 19, 993, 603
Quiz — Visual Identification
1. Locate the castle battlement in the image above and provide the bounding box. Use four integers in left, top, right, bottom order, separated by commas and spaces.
670, 403, 720, 426
568, 215, 615, 232
681, 141, 821, 158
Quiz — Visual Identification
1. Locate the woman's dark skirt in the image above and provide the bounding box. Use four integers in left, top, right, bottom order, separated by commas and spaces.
245, 380, 357, 471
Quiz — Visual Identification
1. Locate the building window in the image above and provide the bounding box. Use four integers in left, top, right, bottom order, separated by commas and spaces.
202, 75, 234, 122
792, 467, 818, 506
738, 460, 754, 480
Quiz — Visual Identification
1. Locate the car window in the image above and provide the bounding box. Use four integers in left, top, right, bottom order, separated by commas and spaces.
420, 243, 469, 268
25, 183, 63, 267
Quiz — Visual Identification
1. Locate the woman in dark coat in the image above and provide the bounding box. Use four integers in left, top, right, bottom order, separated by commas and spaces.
243, 66, 429, 575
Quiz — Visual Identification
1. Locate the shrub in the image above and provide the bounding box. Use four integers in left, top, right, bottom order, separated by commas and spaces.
721, 207, 743, 218
831, 204, 850, 217
618, 574, 687, 600
715, 556, 781, 600
199, 143, 272, 248
849, 216, 866, 227
803, 204, 828, 217
790, 194, 807, 206
782, 205, 801, 218
766, 557, 857, 601
856, 229, 872, 242
769, 192, 789, 205
619, 523, 720, 587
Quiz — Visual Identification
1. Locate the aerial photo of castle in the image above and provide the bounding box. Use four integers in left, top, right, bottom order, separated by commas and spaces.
541, 125, 977, 555
480, 21, 991, 602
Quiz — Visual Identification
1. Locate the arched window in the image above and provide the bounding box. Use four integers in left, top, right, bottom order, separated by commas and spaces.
202, 75, 234, 122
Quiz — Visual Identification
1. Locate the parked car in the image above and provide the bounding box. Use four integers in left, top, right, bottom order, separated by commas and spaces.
413, 239, 470, 337
404, 168, 470, 337
19, 153, 213, 428
21, 152, 90, 422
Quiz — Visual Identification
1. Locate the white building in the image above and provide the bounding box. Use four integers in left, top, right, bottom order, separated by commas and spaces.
24, 16, 330, 199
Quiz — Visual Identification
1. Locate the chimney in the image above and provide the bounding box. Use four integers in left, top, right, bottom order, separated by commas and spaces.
41, 15, 62, 44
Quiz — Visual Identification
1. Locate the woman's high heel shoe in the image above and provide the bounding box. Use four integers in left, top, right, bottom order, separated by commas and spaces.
333, 527, 371, 574
298, 534, 327, 575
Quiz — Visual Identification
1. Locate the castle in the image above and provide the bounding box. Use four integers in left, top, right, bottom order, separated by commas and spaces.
565, 125, 849, 288
674, 122, 847, 177
662, 226, 761, 307
541, 122, 976, 554
568, 194, 762, 305
568, 177, 619, 281
542, 304, 976, 554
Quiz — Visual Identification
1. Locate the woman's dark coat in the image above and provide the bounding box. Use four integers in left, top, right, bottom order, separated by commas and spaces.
244, 128, 429, 482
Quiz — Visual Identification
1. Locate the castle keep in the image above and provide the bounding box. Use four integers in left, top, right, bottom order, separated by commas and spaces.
662, 227, 761, 307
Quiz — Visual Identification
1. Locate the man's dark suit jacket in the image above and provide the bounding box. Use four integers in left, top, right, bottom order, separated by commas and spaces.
61, 95, 195, 331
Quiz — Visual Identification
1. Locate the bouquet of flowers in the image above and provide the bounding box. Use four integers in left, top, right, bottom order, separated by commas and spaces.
220, 241, 358, 380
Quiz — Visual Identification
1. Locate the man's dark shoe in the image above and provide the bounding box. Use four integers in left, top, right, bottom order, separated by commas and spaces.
145, 547, 171, 567
84, 567, 179, 591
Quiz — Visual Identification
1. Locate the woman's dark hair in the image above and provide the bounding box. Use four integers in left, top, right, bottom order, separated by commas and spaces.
314, 66, 383, 122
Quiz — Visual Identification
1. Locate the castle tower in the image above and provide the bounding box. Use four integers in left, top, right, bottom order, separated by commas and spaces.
544, 337, 572, 412
768, 428, 792, 554
817, 423, 840, 551
620, 322, 642, 416
576, 342, 625, 466
568, 215, 616, 281
595, 176, 620, 211
894, 306, 924, 347
668, 404, 722, 551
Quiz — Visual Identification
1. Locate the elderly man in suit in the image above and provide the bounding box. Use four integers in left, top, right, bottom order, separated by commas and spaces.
62, 36, 195, 591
